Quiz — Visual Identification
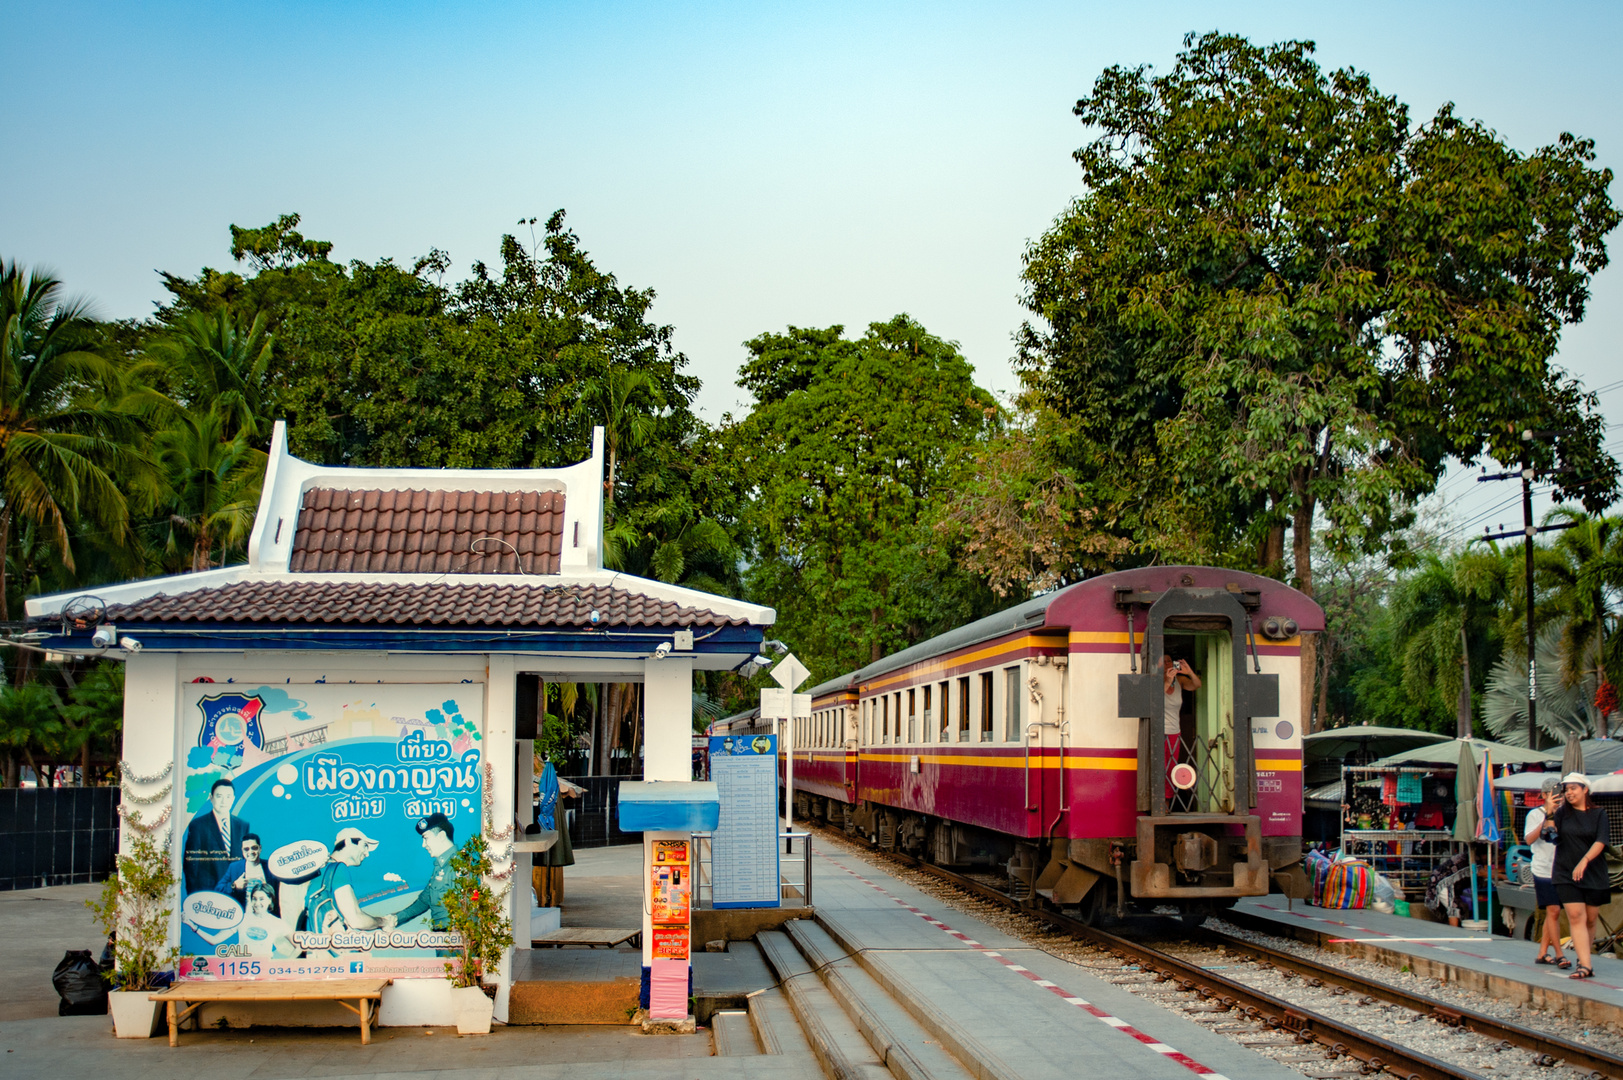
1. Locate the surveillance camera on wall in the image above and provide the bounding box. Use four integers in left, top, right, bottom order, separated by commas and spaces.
119, 636, 143, 653
653, 641, 672, 659
90, 625, 117, 649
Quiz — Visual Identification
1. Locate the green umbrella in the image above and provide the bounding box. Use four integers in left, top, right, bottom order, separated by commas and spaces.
1452, 739, 1478, 842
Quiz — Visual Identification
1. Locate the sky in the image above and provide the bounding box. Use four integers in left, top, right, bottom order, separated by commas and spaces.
2, 0, 1619, 538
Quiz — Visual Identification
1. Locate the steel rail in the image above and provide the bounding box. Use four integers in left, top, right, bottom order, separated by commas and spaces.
1196, 919, 1621, 1079
809, 826, 1515, 1080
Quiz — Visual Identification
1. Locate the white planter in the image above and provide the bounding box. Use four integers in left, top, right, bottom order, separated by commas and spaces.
450, 985, 493, 1035
108, 990, 163, 1038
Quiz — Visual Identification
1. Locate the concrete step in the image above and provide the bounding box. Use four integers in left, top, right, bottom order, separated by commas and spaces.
714, 1009, 762, 1056
751, 985, 819, 1059
815, 911, 1023, 1080
507, 948, 641, 1025
757, 929, 892, 1080
785, 919, 979, 1080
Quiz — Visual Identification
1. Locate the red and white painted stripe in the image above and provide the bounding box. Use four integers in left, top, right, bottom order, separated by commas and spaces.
816, 850, 1232, 1080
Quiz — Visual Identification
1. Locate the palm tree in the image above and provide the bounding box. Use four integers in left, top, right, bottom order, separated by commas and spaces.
576, 368, 662, 506
153, 406, 267, 573
1483, 622, 1601, 746
1537, 507, 1623, 736
0, 260, 141, 622
1390, 548, 1510, 737
141, 307, 275, 441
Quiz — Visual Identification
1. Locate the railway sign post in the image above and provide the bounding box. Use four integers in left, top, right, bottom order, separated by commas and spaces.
765, 653, 812, 837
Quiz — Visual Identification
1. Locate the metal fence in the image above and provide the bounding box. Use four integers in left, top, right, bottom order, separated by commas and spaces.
560, 774, 643, 849
691, 831, 812, 909
0, 787, 120, 892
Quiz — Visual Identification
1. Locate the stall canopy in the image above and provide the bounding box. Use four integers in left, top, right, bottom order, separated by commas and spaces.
1367, 737, 1558, 770
1305, 725, 1450, 764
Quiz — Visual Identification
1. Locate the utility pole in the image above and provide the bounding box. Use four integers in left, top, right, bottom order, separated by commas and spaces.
1477, 428, 1579, 750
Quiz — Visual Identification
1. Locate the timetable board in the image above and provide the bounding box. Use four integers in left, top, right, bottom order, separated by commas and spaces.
709, 734, 781, 908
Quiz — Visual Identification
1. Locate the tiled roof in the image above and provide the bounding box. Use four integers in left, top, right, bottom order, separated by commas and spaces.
99, 580, 745, 628
289, 488, 565, 575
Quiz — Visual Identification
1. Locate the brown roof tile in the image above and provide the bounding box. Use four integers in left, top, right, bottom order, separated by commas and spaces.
99, 580, 745, 629
289, 488, 565, 575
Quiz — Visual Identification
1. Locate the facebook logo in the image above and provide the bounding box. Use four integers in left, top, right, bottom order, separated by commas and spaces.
350, 961, 365, 973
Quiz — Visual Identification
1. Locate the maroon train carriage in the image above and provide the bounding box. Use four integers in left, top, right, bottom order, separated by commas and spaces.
758, 566, 1323, 922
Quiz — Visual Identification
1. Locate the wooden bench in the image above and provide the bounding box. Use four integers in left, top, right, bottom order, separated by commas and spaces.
531, 927, 641, 949
148, 978, 391, 1046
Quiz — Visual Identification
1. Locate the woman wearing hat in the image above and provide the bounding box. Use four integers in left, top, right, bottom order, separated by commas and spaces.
1551, 773, 1612, 979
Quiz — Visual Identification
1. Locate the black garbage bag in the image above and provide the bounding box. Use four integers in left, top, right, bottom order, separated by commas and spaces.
53, 950, 108, 1016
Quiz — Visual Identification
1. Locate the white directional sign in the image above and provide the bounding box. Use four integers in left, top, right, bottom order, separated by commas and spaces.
771, 652, 810, 691
760, 687, 791, 720
793, 693, 812, 718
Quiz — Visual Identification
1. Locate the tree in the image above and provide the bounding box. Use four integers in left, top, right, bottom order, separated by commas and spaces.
721, 316, 1000, 677
151, 406, 267, 573
1537, 508, 1623, 736
1017, 33, 1620, 727
1389, 548, 1511, 738
0, 260, 143, 624
141, 308, 275, 441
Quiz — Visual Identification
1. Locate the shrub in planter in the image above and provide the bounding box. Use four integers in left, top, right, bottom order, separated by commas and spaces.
86, 827, 178, 1037
442, 831, 513, 1034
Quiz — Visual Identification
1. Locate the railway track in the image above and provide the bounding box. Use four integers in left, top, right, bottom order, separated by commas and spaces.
808, 823, 1623, 1080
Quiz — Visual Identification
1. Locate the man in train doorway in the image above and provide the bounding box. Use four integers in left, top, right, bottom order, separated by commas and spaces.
1161, 654, 1201, 805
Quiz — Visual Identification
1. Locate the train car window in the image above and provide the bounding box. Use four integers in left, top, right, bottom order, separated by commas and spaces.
978, 671, 992, 740
894, 692, 903, 743
939, 681, 951, 743
921, 685, 932, 743
881, 695, 889, 742
907, 688, 916, 743
1005, 666, 1022, 741
956, 677, 969, 742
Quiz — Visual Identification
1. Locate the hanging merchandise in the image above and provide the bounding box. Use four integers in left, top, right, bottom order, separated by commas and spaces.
1382, 775, 1398, 806
1396, 774, 1423, 803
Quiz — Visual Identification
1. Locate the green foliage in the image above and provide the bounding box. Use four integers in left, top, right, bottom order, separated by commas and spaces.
1017, 32, 1619, 599
441, 832, 513, 988
1389, 548, 1511, 735
86, 826, 177, 991
1536, 509, 1623, 694
721, 316, 1001, 676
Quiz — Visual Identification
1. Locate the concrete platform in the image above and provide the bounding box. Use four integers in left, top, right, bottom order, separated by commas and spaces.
557, 844, 642, 928
1233, 896, 1623, 1026
807, 846, 1303, 1080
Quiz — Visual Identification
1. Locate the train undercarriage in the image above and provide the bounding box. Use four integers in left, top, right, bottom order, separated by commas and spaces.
792, 790, 1307, 924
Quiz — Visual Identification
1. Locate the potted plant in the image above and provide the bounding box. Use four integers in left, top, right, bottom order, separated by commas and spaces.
442, 831, 512, 1035
86, 826, 178, 1037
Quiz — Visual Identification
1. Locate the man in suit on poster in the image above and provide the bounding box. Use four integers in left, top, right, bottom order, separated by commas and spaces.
183, 777, 249, 895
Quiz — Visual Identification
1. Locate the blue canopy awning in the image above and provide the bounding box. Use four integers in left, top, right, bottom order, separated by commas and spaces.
616, 780, 721, 832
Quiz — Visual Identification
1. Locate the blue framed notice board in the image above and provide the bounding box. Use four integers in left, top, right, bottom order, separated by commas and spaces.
708, 734, 781, 908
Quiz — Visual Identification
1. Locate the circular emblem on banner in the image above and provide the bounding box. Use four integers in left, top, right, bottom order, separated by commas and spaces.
1170, 763, 1198, 790
1275, 721, 1294, 740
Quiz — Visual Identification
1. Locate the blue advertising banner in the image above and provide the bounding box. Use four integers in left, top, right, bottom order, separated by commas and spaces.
708, 734, 780, 908
176, 683, 484, 980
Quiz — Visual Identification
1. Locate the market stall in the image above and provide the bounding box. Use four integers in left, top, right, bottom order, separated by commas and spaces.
1338, 738, 1556, 916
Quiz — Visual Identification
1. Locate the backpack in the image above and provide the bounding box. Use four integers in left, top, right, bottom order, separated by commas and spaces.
303, 863, 347, 936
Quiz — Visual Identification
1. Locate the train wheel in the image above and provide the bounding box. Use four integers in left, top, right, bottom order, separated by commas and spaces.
1076, 879, 1116, 927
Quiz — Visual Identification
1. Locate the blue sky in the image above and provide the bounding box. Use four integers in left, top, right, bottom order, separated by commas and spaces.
3, 1, 1619, 532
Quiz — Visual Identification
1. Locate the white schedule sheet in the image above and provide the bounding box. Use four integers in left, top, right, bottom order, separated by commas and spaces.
709, 734, 781, 908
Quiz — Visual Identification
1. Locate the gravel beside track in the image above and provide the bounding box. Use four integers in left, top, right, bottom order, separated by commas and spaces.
809, 825, 1623, 1080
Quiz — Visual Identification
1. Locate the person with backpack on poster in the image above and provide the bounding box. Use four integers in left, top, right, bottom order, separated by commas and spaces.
301, 827, 395, 954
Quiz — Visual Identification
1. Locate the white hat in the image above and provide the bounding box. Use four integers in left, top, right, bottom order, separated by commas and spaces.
1562, 772, 1590, 788
334, 827, 379, 851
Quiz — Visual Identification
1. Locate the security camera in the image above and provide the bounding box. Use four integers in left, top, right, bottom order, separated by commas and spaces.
91, 626, 117, 649
762, 639, 790, 656
653, 641, 672, 659
588, 609, 602, 626
119, 636, 143, 653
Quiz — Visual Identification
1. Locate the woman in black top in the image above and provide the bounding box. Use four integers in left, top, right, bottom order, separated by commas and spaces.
1552, 773, 1612, 979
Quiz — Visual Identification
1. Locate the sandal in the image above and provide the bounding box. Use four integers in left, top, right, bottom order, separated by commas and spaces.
1535, 955, 1558, 965
1570, 965, 1594, 980
1559, 956, 1572, 968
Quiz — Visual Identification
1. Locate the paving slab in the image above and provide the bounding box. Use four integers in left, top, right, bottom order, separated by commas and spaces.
812, 847, 1302, 1080
1236, 896, 1623, 1025
0, 882, 105, 1022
